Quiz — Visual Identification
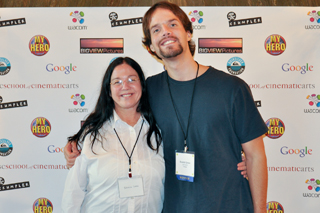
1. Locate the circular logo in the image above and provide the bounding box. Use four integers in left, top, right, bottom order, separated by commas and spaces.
29, 35, 50, 56
227, 57, 245, 75
31, 117, 51, 138
0, 96, 3, 103
33, 198, 53, 213
0, 58, 11, 76
264, 34, 286, 56
109, 12, 118, 21
265, 118, 285, 139
0, 139, 13, 157
266, 201, 284, 212
227, 12, 236, 21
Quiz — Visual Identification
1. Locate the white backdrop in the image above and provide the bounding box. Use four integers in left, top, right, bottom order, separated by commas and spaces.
0, 6, 319, 212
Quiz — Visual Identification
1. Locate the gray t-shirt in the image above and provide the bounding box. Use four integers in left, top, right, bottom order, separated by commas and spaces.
146, 67, 268, 213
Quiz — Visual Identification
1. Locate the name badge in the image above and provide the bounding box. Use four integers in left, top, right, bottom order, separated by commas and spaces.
118, 175, 144, 198
175, 150, 195, 182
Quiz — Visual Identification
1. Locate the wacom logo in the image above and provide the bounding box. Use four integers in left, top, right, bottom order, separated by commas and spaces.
188, 10, 205, 30
68, 10, 87, 30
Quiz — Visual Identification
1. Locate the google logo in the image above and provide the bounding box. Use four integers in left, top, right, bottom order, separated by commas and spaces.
47, 145, 64, 153
280, 146, 312, 158
46, 63, 77, 75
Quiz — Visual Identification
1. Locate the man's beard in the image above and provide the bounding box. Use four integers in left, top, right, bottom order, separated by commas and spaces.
159, 44, 183, 59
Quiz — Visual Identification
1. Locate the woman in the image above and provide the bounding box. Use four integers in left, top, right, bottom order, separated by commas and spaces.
62, 57, 164, 212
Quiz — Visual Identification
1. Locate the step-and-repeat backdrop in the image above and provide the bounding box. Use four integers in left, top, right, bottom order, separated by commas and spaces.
0, 6, 319, 212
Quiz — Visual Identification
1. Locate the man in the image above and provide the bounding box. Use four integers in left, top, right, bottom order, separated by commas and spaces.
65, 2, 267, 212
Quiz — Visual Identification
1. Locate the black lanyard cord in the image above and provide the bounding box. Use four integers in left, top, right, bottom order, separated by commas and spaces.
114, 119, 144, 177
166, 62, 199, 152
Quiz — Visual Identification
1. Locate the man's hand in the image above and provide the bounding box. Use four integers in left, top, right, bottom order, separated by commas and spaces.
64, 141, 81, 169
237, 153, 247, 178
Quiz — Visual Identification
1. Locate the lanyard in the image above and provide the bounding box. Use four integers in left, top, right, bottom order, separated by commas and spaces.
166, 62, 199, 152
114, 120, 144, 178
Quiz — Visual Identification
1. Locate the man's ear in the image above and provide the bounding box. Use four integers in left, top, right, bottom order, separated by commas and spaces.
187, 31, 192, 41
150, 44, 155, 52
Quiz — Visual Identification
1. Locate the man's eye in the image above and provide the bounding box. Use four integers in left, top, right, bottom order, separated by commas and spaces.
153, 29, 159, 33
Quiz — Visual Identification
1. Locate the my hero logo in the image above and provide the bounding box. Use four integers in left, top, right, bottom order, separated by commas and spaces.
47, 145, 64, 153
265, 118, 285, 139
266, 201, 284, 213
33, 197, 53, 213
31, 117, 51, 138
264, 34, 286, 56
46, 63, 77, 75
280, 146, 312, 158
282, 63, 313, 74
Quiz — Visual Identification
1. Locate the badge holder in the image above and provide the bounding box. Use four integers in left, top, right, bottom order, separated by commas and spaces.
118, 175, 144, 198
175, 150, 195, 182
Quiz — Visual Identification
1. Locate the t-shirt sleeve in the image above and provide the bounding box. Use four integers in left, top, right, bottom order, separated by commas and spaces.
232, 80, 268, 143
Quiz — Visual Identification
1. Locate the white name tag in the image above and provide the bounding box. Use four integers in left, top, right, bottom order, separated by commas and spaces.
175, 151, 195, 182
118, 175, 144, 198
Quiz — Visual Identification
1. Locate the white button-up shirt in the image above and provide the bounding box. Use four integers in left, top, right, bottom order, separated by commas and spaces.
62, 112, 165, 213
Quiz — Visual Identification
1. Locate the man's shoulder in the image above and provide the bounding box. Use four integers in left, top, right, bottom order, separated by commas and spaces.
205, 66, 247, 87
146, 71, 166, 82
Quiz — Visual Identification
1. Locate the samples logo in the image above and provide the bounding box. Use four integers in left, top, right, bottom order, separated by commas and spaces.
0, 57, 11, 76
265, 34, 286, 56
188, 10, 205, 30
109, 12, 142, 27
280, 146, 312, 158
306, 178, 320, 192
46, 63, 77, 75
68, 10, 87, 30
282, 63, 313, 74
227, 11, 262, 27
266, 201, 284, 213
33, 198, 53, 213
265, 118, 285, 139
198, 38, 242, 53
226, 57, 245, 75
69, 94, 88, 113
0, 177, 30, 192
0, 17, 26, 27
30, 117, 51, 138
0, 96, 28, 110
0, 139, 13, 157
80, 38, 124, 54
29, 35, 50, 56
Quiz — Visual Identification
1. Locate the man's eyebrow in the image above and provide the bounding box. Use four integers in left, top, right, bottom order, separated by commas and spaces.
150, 18, 178, 30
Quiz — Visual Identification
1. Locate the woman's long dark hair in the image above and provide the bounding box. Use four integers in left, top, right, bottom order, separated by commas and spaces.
68, 57, 162, 152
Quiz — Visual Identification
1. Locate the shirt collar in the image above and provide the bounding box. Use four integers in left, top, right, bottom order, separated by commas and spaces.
112, 110, 144, 129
